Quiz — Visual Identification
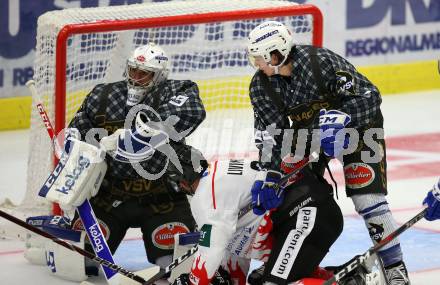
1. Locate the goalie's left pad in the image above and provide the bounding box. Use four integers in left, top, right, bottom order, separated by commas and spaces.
39, 137, 107, 211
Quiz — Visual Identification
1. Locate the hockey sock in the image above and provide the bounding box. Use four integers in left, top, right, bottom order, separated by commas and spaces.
351, 193, 403, 267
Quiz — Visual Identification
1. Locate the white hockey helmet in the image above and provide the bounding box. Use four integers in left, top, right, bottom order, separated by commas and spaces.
125, 43, 170, 105
247, 21, 294, 69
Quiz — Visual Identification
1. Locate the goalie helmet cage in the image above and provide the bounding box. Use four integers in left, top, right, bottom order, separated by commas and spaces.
25, 0, 322, 216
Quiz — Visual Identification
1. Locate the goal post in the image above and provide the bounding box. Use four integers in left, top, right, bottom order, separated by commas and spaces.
23, 0, 323, 216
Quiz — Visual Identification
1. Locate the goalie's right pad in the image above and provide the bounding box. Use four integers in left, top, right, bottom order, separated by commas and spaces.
45, 228, 88, 282
24, 215, 90, 282
39, 137, 107, 211
24, 216, 53, 265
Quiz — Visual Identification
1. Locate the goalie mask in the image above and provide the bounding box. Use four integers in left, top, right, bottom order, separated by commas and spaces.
125, 43, 170, 106
165, 144, 208, 195
247, 21, 294, 73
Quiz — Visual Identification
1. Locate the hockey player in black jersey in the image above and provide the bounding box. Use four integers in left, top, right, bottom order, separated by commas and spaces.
67, 42, 206, 271
167, 144, 343, 285
245, 21, 410, 285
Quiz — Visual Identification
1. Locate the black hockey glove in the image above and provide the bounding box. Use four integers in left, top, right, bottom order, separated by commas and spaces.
172, 273, 191, 285
172, 267, 232, 285
211, 266, 233, 285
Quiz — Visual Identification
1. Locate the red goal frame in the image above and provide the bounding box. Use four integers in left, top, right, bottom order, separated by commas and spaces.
51, 4, 323, 214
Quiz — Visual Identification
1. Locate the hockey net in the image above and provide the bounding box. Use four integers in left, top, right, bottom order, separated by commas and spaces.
8, 0, 322, 221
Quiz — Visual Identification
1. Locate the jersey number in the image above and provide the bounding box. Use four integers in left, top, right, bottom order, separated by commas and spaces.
170, 95, 189, 107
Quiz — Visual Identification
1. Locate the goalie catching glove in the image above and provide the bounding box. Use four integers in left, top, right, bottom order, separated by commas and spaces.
100, 111, 169, 163
39, 133, 107, 211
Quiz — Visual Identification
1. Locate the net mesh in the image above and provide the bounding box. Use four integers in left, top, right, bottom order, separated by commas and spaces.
22, 0, 319, 214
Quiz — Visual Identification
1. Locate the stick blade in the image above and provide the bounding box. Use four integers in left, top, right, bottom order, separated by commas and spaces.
117, 266, 161, 285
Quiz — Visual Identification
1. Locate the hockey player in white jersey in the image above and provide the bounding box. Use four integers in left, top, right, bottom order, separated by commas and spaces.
165, 144, 344, 285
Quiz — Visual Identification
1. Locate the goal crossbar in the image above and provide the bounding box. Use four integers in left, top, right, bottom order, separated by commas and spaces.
54, 4, 323, 134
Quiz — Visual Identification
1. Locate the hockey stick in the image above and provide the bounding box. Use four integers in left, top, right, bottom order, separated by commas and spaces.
143, 245, 199, 285
238, 151, 319, 218
26, 80, 63, 159
26, 80, 120, 284
323, 208, 428, 285
0, 209, 148, 284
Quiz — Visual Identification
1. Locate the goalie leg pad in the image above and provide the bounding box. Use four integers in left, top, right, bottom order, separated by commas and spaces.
24, 232, 48, 265
45, 231, 88, 282
351, 193, 403, 267
24, 216, 61, 266
24, 215, 90, 282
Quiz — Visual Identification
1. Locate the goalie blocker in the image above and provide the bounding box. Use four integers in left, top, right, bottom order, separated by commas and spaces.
38, 132, 107, 211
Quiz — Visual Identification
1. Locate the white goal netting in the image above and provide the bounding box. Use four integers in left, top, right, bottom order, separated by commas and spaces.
15, 0, 321, 218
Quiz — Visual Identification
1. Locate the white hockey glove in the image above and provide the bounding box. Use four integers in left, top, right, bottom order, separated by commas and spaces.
100, 111, 169, 163
39, 137, 107, 212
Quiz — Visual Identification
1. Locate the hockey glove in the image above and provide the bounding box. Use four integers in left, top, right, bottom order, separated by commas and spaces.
319, 109, 351, 158
211, 267, 233, 285
172, 273, 191, 285
251, 170, 285, 215
100, 111, 169, 163
423, 178, 440, 221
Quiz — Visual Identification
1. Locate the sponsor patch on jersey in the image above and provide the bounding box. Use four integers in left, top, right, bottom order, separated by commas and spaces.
169, 95, 189, 107
152, 222, 190, 250
72, 218, 110, 240
336, 70, 355, 95
368, 222, 384, 242
199, 224, 212, 247
344, 163, 375, 189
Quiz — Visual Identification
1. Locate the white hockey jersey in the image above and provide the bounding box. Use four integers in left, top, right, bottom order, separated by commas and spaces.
188, 159, 273, 285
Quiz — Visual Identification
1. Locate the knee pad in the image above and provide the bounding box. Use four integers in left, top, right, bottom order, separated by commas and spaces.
351, 194, 403, 266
